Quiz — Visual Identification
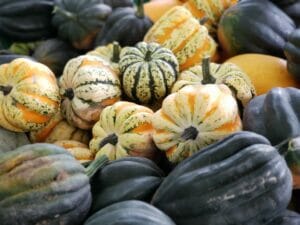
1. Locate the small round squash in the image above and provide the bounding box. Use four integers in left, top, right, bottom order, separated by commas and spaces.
59, 55, 121, 130
119, 41, 179, 104
89, 101, 158, 161
153, 84, 242, 163
0, 58, 60, 132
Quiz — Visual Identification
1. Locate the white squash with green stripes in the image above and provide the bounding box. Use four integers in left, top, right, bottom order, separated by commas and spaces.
59, 55, 121, 130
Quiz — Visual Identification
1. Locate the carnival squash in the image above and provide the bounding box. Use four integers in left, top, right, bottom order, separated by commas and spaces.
89, 101, 158, 160
59, 55, 121, 130
284, 29, 300, 80
85, 200, 176, 225
0, 143, 108, 225
144, 6, 217, 71
152, 84, 242, 163
218, 0, 296, 58
243, 87, 300, 146
119, 42, 179, 104
0, 0, 55, 41
226, 54, 300, 95
183, 0, 238, 37
152, 131, 293, 225
29, 111, 90, 144
52, 0, 112, 50
54, 140, 95, 164
0, 58, 60, 132
32, 38, 79, 77
94, 1, 153, 47
0, 127, 30, 153
90, 157, 164, 212
172, 57, 256, 108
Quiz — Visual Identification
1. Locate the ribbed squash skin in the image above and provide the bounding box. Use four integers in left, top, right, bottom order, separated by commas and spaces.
0, 0, 55, 41
0, 58, 60, 132
144, 6, 217, 71
153, 84, 242, 163
243, 87, 300, 145
268, 210, 300, 225
218, 0, 296, 58
94, 7, 153, 47
103, 0, 133, 8
85, 200, 176, 225
270, 0, 300, 27
33, 38, 79, 77
284, 29, 300, 80
89, 101, 157, 160
0, 143, 92, 225
183, 0, 238, 37
59, 55, 121, 130
172, 59, 256, 107
0, 127, 30, 153
119, 42, 179, 104
91, 157, 164, 212
52, 0, 112, 50
152, 131, 293, 225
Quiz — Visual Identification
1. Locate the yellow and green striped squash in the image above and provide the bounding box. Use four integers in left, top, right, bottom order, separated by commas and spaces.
119, 41, 179, 104
144, 6, 217, 71
0, 58, 60, 132
89, 101, 158, 161
152, 84, 242, 163
172, 58, 256, 107
59, 55, 121, 130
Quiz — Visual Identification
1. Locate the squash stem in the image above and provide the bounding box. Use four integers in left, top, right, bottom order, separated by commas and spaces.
63, 88, 74, 100
181, 126, 198, 140
201, 57, 216, 84
111, 41, 120, 63
145, 50, 152, 61
199, 17, 209, 26
99, 133, 118, 148
135, 0, 145, 18
0, 85, 12, 95
85, 155, 109, 178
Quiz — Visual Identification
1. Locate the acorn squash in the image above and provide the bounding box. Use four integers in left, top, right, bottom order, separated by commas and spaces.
284, 29, 300, 80
152, 131, 293, 225
268, 210, 300, 225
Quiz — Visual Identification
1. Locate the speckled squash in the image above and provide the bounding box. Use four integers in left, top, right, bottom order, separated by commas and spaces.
54, 140, 95, 164
153, 84, 242, 163
0, 58, 60, 132
119, 42, 179, 104
87, 42, 121, 74
172, 57, 256, 108
0, 143, 108, 225
59, 55, 121, 130
144, 6, 217, 71
29, 111, 90, 144
183, 0, 238, 37
89, 101, 157, 161
0, 127, 30, 153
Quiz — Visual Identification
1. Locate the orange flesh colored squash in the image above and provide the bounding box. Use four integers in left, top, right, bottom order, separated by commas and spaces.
225, 54, 300, 95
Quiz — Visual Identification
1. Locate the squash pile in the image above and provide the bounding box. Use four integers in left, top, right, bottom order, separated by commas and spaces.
1, 0, 300, 224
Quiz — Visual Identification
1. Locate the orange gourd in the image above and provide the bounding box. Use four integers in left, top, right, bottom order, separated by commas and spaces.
225, 54, 300, 95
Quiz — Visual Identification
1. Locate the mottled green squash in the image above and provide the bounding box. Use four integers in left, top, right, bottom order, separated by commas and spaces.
0, 127, 30, 153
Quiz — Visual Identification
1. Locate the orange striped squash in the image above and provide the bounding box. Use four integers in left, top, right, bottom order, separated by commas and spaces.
29, 111, 90, 144
184, 0, 238, 37
152, 84, 242, 163
0, 58, 60, 132
59, 55, 121, 130
89, 101, 158, 161
144, 6, 217, 71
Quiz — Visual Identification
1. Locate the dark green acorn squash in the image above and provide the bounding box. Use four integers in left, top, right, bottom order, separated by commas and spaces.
270, 0, 300, 27
103, 0, 133, 8
0, 0, 55, 42
0, 34, 12, 50
0, 127, 30, 153
243, 87, 300, 145
0, 143, 108, 225
91, 157, 165, 213
218, 0, 296, 58
284, 29, 300, 80
32, 38, 79, 77
268, 210, 300, 225
151, 131, 293, 225
52, 0, 112, 50
0, 50, 33, 65
94, 1, 153, 47
85, 200, 176, 225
